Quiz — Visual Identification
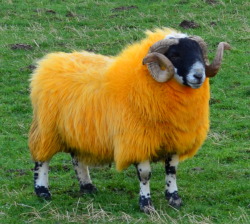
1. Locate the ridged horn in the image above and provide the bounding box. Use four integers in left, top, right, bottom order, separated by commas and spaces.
143, 39, 178, 82
149, 39, 179, 54
143, 52, 175, 83
205, 42, 231, 77
189, 36, 231, 77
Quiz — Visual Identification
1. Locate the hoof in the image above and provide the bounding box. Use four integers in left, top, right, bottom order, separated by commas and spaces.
140, 205, 155, 214
139, 196, 154, 214
35, 186, 51, 200
168, 196, 182, 209
80, 183, 97, 194
166, 191, 182, 209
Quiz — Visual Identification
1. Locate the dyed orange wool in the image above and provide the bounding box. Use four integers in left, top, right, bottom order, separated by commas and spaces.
29, 28, 210, 171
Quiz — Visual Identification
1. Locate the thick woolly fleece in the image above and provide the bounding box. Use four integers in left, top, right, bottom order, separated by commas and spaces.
29, 28, 210, 171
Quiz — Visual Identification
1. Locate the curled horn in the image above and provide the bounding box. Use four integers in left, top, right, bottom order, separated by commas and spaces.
190, 36, 231, 77
143, 39, 178, 83
143, 52, 175, 82
205, 42, 231, 77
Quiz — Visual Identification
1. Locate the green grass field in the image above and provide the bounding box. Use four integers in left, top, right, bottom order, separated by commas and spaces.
0, 0, 249, 223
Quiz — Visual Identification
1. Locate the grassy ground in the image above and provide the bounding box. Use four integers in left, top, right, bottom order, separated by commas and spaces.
0, 0, 249, 223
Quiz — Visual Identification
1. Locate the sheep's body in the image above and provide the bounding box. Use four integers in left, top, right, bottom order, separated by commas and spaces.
28, 28, 229, 212
29, 28, 209, 171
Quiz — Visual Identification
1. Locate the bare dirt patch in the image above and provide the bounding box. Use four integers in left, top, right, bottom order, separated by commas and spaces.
20, 64, 37, 72
10, 44, 33, 50
46, 9, 56, 14
210, 98, 221, 105
179, 20, 200, 29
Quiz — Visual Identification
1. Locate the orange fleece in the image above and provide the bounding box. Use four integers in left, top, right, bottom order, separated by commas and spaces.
29, 28, 210, 170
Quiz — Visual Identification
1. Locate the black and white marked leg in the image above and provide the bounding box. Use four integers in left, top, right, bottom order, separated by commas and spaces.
136, 160, 154, 213
34, 161, 51, 200
165, 154, 182, 208
71, 153, 97, 194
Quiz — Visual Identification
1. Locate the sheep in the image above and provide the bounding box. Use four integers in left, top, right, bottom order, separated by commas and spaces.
29, 28, 230, 212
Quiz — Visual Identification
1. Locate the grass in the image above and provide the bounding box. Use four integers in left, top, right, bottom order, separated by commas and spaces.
0, 0, 249, 223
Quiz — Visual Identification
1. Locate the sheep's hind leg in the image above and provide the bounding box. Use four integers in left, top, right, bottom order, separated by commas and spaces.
34, 161, 51, 200
165, 154, 182, 208
71, 153, 97, 194
136, 160, 154, 213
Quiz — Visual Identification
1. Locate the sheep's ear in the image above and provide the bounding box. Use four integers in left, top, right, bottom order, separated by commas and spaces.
143, 52, 175, 83
205, 42, 231, 77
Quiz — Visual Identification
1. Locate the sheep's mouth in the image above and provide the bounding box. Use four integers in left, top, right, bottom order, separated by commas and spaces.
187, 78, 205, 89
188, 83, 203, 89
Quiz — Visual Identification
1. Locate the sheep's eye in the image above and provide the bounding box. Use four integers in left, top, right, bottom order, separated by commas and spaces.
170, 53, 180, 60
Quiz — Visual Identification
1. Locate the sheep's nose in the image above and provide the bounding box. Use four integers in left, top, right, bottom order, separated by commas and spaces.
194, 73, 203, 80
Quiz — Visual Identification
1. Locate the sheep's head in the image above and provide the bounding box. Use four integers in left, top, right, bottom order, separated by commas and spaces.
143, 33, 230, 88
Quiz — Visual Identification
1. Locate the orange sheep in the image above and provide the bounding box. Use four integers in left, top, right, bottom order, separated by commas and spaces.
29, 28, 230, 212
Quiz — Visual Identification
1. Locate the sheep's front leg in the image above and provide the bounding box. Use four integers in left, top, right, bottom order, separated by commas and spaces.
34, 161, 51, 200
165, 154, 182, 208
136, 160, 154, 213
71, 153, 97, 194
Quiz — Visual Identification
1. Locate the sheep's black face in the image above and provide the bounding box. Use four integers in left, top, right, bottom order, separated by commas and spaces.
164, 38, 206, 89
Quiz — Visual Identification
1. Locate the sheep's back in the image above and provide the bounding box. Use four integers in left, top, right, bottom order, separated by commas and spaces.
30, 51, 115, 164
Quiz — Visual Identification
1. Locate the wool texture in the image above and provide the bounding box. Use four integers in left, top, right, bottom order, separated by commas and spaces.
29, 28, 210, 171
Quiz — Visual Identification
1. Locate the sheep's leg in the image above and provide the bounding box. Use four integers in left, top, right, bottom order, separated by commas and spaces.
165, 154, 182, 208
71, 153, 97, 194
136, 160, 154, 213
34, 161, 51, 200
